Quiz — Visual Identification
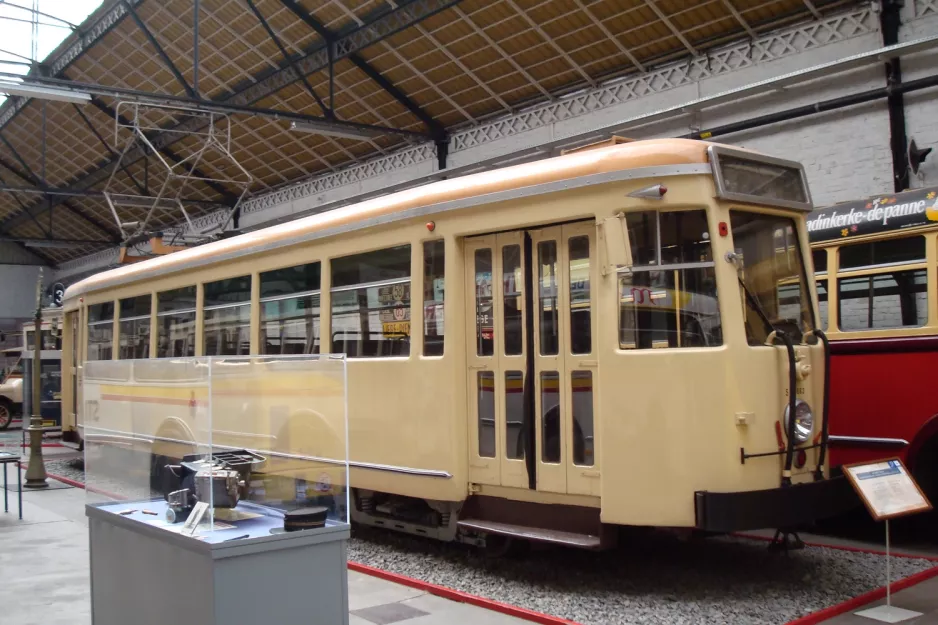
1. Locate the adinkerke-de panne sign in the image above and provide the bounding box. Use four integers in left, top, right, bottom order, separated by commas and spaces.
807, 186, 938, 243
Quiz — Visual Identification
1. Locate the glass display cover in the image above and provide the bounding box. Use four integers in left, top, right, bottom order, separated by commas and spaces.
83, 354, 349, 543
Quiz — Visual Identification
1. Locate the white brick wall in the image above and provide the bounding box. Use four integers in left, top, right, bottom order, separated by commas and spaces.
902, 3, 938, 188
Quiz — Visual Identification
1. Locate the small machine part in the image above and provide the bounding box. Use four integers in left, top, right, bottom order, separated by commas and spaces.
194, 468, 244, 509
159, 449, 265, 525
117, 509, 137, 516
141, 510, 157, 516
166, 488, 196, 524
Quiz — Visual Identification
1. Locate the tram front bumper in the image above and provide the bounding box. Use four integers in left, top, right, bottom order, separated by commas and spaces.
694, 475, 858, 533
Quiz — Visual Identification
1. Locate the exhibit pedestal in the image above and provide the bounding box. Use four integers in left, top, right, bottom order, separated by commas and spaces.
86, 503, 350, 625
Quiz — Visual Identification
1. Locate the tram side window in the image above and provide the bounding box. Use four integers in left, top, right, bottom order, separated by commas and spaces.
837, 237, 928, 331
838, 271, 927, 331
619, 210, 721, 349
87, 302, 114, 361
331, 245, 411, 358
423, 240, 445, 356
119, 295, 151, 359
839, 236, 925, 269
204, 276, 251, 356
260, 262, 321, 355
157, 286, 196, 358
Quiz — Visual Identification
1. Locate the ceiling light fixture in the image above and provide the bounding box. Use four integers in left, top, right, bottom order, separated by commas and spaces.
289, 120, 386, 140
0, 80, 91, 104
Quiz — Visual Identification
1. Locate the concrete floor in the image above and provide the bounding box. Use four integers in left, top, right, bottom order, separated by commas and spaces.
0, 465, 529, 625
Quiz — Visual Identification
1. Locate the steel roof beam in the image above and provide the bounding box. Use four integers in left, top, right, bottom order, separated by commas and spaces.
0, 71, 433, 140
802, 0, 823, 19
643, 0, 698, 57
0, 135, 119, 240
0, 236, 109, 246
0, 156, 52, 237
246, 0, 331, 118
572, 0, 645, 73
0, 0, 461, 232
0, 0, 145, 130
278, 0, 446, 141
720, 0, 758, 39
0, 182, 223, 206
124, 0, 196, 99
72, 103, 147, 195
0, 1, 79, 30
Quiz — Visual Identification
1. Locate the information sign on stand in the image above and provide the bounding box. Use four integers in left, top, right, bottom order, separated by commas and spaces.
843, 458, 933, 623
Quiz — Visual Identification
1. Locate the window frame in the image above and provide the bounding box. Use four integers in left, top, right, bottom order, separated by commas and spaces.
817, 231, 937, 335
156, 286, 197, 358
329, 243, 413, 359
422, 239, 445, 358
118, 295, 152, 360
835, 265, 929, 333
617, 208, 722, 351
708, 144, 813, 212
259, 261, 323, 357
86, 300, 115, 362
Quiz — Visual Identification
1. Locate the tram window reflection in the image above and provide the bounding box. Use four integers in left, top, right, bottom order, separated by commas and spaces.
261, 262, 321, 355
119, 295, 151, 359
619, 210, 721, 349
423, 241, 445, 357
838, 270, 927, 331
87, 302, 114, 361
331, 245, 411, 358
157, 286, 196, 358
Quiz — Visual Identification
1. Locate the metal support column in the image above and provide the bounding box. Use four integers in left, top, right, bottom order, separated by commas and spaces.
881, 0, 908, 193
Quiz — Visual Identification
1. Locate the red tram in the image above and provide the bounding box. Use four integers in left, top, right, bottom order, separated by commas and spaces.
808, 185, 938, 502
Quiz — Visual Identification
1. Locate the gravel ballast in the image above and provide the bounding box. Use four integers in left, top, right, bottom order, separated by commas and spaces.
347, 526, 935, 625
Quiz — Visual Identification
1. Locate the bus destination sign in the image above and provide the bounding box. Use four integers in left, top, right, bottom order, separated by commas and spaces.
807, 186, 938, 243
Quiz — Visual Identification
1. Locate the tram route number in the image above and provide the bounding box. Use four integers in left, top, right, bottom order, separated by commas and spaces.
784, 387, 806, 397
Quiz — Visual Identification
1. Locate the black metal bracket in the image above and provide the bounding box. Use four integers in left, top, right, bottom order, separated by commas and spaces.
767, 528, 805, 553
740, 443, 822, 465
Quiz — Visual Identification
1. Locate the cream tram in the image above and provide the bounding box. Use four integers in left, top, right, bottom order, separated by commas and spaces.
61, 138, 857, 550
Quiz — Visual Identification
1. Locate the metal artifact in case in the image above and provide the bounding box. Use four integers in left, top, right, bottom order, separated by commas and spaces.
83, 355, 350, 543
160, 449, 267, 523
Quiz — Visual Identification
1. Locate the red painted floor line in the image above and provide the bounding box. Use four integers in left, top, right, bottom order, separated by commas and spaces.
348, 561, 582, 625
785, 565, 938, 625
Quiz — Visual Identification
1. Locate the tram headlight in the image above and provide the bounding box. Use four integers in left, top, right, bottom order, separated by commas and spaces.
783, 399, 813, 444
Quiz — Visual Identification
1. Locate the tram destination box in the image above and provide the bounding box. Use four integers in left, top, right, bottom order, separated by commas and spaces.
83, 354, 350, 625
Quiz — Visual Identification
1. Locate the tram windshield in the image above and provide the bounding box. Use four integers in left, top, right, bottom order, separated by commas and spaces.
730, 211, 814, 345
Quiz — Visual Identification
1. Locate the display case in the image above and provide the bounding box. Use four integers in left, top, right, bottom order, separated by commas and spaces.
83, 354, 350, 625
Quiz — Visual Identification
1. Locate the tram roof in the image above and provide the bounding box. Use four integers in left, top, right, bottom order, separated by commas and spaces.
64, 137, 736, 302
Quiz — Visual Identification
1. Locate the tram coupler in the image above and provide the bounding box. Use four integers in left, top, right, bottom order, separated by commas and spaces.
767, 528, 805, 553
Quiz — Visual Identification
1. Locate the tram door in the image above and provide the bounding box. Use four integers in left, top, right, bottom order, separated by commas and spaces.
64, 311, 80, 433
466, 223, 599, 496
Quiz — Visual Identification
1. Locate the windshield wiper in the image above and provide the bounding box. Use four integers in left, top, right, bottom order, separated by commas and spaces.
730, 261, 799, 487
737, 275, 775, 340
